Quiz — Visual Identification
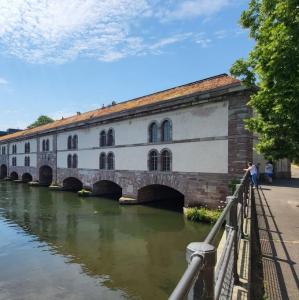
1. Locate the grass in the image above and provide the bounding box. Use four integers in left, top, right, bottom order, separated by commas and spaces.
184, 207, 222, 224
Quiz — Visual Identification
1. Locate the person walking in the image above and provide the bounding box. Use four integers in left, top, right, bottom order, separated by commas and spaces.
244, 162, 258, 188
265, 161, 273, 184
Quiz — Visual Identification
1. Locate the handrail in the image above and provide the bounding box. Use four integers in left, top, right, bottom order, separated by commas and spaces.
169, 170, 251, 300
169, 255, 203, 300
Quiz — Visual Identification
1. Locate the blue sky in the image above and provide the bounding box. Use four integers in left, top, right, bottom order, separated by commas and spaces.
0, 0, 253, 131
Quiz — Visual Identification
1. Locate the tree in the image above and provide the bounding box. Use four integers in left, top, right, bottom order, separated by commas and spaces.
28, 115, 54, 128
230, 0, 299, 161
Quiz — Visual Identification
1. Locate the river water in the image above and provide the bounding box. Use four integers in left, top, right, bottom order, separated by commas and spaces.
0, 182, 212, 300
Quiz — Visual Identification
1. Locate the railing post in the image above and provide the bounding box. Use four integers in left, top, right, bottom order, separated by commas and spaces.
236, 183, 245, 239
226, 196, 239, 284
186, 242, 216, 300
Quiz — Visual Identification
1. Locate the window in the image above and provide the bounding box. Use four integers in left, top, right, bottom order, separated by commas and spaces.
42, 140, 46, 152
72, 135, 78, 150
24, 156, 30, 167
25, 142, 30, 153
107, 152, 114, 170
12, 144, 17, 154
107, 129, 114, 146
67, 154, 72, 168
148, 150, 158, 171
67, 136, 72, 150
99, 153, 106, 169
100, 130, 106, 147
161, 119, 172, 142
72, 154, 78, 168
12, 157, 17, 166
1, 146, 5, 155
161, 149, 171, 171
45, 139, 50, 151
149, 122, 158, 143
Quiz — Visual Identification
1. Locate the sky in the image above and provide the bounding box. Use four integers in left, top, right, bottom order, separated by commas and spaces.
0, 0, 254, 131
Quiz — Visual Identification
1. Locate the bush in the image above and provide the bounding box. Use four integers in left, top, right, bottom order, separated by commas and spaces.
228, 179, 240, 194
184, 207, 222, 224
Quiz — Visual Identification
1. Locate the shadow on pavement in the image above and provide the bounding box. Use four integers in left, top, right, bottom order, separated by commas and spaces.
255, 187, 299, 300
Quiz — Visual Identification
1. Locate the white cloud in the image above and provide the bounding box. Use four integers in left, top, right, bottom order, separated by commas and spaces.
0, 0, 229, 63
158, 0, 231, 21
0, 77, 8, 85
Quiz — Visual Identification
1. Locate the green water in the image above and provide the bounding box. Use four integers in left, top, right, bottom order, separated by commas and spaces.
0, 182, 212, 300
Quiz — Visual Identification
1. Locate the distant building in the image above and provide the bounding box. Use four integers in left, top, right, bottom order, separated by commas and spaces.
0, 74, 290, 208
0, 128, 22, 137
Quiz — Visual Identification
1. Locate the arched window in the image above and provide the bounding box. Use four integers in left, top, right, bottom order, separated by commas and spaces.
72, 135, 78, 150
24, 156, 30, 167
107, 152, 114, 170
99, 153, 106, 169
161, 149, 171, 171
72, 154, 78, 168
148, 150, 158, 171
100, 130, 106, 147
45, 139, 49, 151
42, 140, 46, 152
149, 122, 158, 143
67, 136, 72, 150
107, 129, 114, 146
161, 119, 172, 142
67, 154, 72, 168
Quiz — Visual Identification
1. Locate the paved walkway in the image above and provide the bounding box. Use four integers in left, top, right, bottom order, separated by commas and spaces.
255, 167, 299, 299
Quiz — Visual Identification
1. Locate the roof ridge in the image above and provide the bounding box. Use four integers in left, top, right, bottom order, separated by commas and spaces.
0, 73, 240, 142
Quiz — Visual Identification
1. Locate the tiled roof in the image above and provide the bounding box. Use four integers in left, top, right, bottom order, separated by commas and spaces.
0, 74, 240, 142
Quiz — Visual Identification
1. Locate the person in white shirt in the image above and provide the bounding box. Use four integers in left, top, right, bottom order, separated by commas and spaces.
244, 162, 258, 188
265, 161, 273, 183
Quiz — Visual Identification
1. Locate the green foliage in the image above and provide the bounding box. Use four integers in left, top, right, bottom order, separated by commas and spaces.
228, 179, 241, 194
184, 207, 222, 224
28, 115, 54, 129
230, 0, 299, 161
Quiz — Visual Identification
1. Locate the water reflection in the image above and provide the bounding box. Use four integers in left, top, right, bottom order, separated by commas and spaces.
0, 182, 212, 300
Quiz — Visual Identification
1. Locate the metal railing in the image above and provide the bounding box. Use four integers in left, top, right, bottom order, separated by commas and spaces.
169, 171, 252, 300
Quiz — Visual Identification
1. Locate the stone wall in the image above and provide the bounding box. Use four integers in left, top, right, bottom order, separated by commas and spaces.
228, 91, 253, 178
56, 168, 229, 208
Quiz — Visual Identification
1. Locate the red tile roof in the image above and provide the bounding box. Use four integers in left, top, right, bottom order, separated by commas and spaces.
0, 74, 240, 142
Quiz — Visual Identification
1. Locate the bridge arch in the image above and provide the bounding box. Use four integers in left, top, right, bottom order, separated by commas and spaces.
63, 177, 83, 192
10, 171, 19, 181
22, 173, 33, 183
0, 164, 7, 179
137, 184, 185, 211
39, 165, 53, 186
92, 180, 122, 200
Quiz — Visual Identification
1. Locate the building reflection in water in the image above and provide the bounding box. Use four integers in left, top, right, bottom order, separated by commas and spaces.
0, 182, 211, 300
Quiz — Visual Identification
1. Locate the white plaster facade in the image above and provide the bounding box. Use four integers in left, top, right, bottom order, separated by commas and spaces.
56, 101, 228, 173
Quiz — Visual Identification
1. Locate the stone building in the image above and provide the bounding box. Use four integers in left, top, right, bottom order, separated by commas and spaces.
0, 74, 259, 208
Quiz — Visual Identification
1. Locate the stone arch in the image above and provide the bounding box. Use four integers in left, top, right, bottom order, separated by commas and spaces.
22, 173, 33, 183
137, 184, 185, 211
63, 177, 83, 192
39, 165, 53, 186
0, 164, 7, 179
92, 180, 122, 200
10, 171, 19, 180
